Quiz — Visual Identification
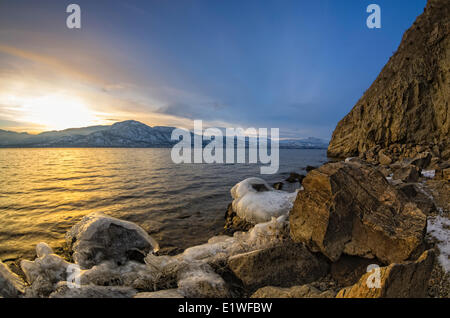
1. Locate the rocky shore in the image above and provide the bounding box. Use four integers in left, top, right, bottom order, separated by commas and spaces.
0, 0, 449, 299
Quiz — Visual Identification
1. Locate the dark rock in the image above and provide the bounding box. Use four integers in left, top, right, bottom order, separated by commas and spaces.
331, 255, 382, 287
223, 203, 254, 235
305, 165, 317, 172
272, 182, 284, 190
285, 172, 306, 184
227, 242, 329, 291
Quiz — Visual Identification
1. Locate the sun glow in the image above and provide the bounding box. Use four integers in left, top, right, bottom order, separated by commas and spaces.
2, 92, 99, 131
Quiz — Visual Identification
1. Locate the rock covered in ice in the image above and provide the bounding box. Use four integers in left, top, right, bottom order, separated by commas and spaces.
36, 242, 54, 258
143, 216, 290, 297
178, 266, 230, 298
0, 261, 26, 298
231, 178, 299, 224
66, 212, 159, 269
49, 281, 137, 298
21, 244, 74, 297
79, 260, 162, 291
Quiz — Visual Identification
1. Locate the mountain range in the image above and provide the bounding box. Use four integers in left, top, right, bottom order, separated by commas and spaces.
0, 120, 329, 149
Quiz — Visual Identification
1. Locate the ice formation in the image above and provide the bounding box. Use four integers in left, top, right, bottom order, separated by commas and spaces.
66, 212, 159, 269
427, 215, 450, 272
231, 177, 299, 224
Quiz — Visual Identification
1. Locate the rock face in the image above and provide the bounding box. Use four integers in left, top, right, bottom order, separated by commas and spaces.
336, 250, 435, 298
0, 261, 25, 298
251, 284, 336, 298
289, 162, 427, 263
227, 242, 328, 291
66, 213, 159, 269
328, 0, 449, 159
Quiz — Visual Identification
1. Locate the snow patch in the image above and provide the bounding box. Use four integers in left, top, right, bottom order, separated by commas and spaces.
421, 170, 436, 178
427, 215, 450, 272
231, 177, 299, 224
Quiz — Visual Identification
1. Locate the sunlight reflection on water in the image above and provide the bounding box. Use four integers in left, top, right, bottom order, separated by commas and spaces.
0, 148, 327, 260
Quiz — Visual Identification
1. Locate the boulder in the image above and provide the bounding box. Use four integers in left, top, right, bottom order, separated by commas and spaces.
66, 212, 159, 269
336, 250, 435, 298
0, 261, 25, 298
227, 242, 328, 291
49, 281, 137, 298
251, 284, 335, 298
289, 162, 427, 263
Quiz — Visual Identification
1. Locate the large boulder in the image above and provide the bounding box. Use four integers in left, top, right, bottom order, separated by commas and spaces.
327, 0, 449, 159
289, 162, 427, 263
66, 212, 159, 269
0, 261, 25, 298
336, 250, 435, 298
227, 242, 328, 291
251, 284, 335, 298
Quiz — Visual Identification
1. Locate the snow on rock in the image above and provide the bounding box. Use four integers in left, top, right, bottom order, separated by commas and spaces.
0, 261, 25, 298
231, 177, 299, 224
427, 215, 450, 272
143, 216, 290, 297
36, 242, 54, 258
66, 212, 159, 269
421, 170, 436, 178
178, 266, 230, 298
79, 260, 161, 291
21, 245, 74, 297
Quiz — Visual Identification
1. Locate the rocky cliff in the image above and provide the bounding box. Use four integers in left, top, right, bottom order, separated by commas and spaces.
328, 0, 449, 159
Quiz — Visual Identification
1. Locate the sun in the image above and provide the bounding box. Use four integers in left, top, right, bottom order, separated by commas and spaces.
6, 93, 98, 131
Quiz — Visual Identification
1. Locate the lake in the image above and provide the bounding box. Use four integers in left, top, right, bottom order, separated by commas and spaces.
0, 148, 327, 261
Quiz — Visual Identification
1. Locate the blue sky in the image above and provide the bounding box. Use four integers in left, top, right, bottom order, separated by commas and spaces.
0, 0, 427, 138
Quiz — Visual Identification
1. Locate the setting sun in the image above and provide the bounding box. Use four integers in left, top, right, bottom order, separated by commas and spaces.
1, 92, 98, 131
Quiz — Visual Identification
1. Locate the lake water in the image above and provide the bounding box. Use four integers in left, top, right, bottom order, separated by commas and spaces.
0, 148, 327, 261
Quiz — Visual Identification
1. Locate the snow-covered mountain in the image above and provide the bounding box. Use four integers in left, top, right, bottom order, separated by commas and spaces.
0, 120, 328, 149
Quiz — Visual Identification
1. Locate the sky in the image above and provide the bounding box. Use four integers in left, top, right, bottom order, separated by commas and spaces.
0, 0, 427, 139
